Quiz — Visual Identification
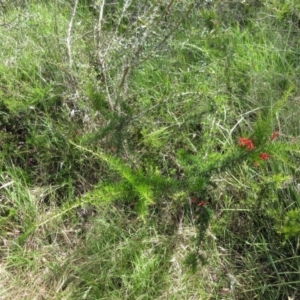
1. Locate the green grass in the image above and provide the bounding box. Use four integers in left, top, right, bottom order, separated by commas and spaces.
1, 0, 300, 299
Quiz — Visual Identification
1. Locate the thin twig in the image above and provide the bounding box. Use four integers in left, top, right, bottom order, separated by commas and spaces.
118, 64, 130, 89
117, 0, 177, 90
96, 0, 105, 70
113, 0, 132, 40
132, 3, 194, 68
96, 0, 114, 109
66, 0, 78, 69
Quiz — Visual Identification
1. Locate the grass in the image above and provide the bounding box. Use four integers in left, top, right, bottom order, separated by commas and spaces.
1, 0, 300, 299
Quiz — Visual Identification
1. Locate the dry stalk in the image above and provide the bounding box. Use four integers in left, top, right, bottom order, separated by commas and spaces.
117, 0, 180, 90
113, 0, 132, 40
118, 64, 130, 90
96, 0, 114, 110
133, 3, 194, 68
66, 0, 78, 69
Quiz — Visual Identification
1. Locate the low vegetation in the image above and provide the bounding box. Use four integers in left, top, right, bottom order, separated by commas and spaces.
1, 0, 300, 299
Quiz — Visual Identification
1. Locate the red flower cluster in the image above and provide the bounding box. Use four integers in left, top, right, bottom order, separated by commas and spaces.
239, 137, 255, 150
239, 131, 279, 162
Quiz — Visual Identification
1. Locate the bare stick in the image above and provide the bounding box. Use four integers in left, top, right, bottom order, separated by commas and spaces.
118, 2, 192, 90
96, 0, 105, 79
96, 0, 114, 109
66, 0, 78, 69
133, 3, 194, 68
119, 64, 130, 89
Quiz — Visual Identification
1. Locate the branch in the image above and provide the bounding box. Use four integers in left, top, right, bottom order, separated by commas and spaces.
119, 64, 130, 89
66, 0, 78, 69
96, 0, 114, 110
118, 2, 194, 90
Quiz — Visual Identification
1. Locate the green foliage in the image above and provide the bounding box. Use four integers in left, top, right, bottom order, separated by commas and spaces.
279, 209, 300, 238
1, 0, 300, 299
72, 143, 175, 218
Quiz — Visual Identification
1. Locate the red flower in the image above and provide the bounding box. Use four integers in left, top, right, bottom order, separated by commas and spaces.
259, 153, 271, 160
239, 137, 255, 150
198, 201, 209, 207
271, 131, 279, 141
